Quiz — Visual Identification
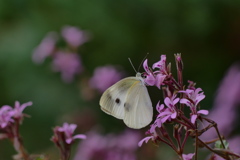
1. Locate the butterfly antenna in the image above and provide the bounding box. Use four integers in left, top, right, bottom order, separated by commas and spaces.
137, 53, 149, 72
128, 58, 138, 74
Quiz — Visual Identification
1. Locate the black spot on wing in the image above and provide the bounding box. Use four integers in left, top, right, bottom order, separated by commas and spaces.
115, 98, 121, 105
124, 103, 130, 112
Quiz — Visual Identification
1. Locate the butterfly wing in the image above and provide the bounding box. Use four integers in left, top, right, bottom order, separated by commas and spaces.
99, 77, 139, 119
123, 81, 153, 129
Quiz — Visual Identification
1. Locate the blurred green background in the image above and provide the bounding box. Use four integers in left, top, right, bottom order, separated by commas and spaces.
0, 0, 240, 159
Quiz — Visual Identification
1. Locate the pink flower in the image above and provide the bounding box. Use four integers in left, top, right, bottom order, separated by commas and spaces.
182, 153, 195, 160
143, 59, 166, 88
11, 101, 32, 120
116, 130, 140, 150
190, 110, 209, 124
89, 65, 124, 93
61, 25, 89, 47
180, 88, 208, 124
52, 52, 83, 83
156, 101, 164, 113
152, 55, 167, 74
179, 88, 205, 107
200, 63, 240, 140
32, 32, 58, 64
158, 96, 179, 123
138, 136, 154, 147
74, 130, 139, 160
58, 123, 86, 144
148, 102, 164, 133
0, 106, 14, 128
155, 74, 167, 89
0, 101, 32, 128
143, 59, 156, 86
147, 96, 179, 137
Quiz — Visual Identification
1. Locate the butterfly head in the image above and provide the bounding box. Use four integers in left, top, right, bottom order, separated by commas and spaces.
136, 72, 142, 78
136, 72, 145, 84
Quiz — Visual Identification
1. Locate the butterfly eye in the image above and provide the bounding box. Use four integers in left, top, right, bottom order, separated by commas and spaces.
142, 73, 147, 78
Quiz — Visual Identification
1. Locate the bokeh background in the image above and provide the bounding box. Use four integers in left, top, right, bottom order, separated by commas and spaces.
0, 0, 240, 159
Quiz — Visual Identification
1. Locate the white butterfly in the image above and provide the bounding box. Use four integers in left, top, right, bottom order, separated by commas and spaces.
99, 72, 153, 129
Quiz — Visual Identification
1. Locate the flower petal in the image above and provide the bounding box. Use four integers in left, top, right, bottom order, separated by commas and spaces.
171, 111, 177, 119
138, 136, 153, 147
159, 110, 172, 117
195, 95, 205, 106
150, 123, 157, 133
19, 101, 33, 112
164, 97, 171, 108
180, 99, 191, 107
143, 59, 150, 72
182, 153, 195, 160
197, 110, 209, 115
155, 74, 166, 89
144, 74, 156, 86
191, 114, 198, 124
73, 134, 87, 140
161, 115, 171, 123
66, 138, 73, 144
152, 55, 166, 70
195, 88, 202, 94
173, 98, 180, 105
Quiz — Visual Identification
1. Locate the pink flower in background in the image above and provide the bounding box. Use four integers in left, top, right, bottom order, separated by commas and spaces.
61, 25, 89, 47
58, 123, 86, 144
32, 25, 90, 84
200, 63, 240, 140
0, 101, 32, 128
89, 65, 124, 93
11, 101, 32, 120
182, 153, 195, 160
206, 136, 240, 160
52, 52, 83, 83
227, 136, 240, 156
32, 32, 58, 64
0, 106, 14, 128
74, 129, 140, 160
51, 123, 86, 160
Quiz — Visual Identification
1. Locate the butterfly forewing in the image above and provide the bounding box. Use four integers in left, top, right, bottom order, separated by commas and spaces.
123, 81, 153, 129
100, 77, 139, 119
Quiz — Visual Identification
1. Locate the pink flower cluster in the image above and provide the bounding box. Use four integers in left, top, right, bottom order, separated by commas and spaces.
138, 54, 211, 160
0, 101, 32, 159
51, 123, 86, 160
52, 123, 86, 144
139, 86, 208, 148
52, 52, 83, 83
61, 25, 89, 47
89, 65, 124, 93
143, 55, 167, 89
32, 25, 89, 83
74, 130, 140, 160
0, 101, 32, 129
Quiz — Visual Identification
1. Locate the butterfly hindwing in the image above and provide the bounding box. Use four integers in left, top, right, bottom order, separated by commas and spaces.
123, 81, 153, 129
99, 77, 139, 119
